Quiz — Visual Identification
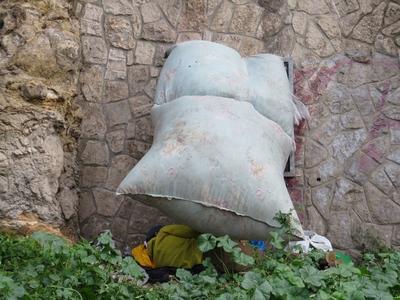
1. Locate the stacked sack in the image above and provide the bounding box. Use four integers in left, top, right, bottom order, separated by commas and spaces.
117, 41, 308, 240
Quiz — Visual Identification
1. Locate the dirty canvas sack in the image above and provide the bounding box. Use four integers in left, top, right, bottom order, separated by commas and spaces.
155, 41, 308, 139
117, 95, 304, 240
154, 40, 250, 105
245, 54, 300, 138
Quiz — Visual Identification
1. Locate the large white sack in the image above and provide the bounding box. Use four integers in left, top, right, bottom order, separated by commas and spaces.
245, 54, 296, 139
154, 41, 250, 105
117, 96, 304, 240
154, 41, 306, 138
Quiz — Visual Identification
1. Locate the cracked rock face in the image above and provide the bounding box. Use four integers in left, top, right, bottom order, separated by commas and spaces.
0, 98, 64, 223
0, 0, 81, 238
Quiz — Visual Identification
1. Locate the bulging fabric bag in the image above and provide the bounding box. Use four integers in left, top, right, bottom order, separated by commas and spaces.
117, 96, 304, 240
245, 54, 296, 139
155, 41, 250, 105
155, 41, 307, 139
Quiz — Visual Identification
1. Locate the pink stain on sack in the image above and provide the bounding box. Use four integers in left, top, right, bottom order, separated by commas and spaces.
250, 160, 265, 179
167, 167, 177, 177
255, 188, 264, 199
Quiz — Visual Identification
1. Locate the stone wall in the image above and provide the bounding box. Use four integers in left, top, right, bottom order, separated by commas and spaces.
0, 0, 81, 239
286, 0, 400, 254
76, 0, 400, 252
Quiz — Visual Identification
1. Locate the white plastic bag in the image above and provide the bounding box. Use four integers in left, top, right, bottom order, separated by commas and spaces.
288, 230, 333, 253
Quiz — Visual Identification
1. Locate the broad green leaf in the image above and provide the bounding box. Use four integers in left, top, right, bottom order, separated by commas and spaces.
81, 255, 97, 264
300, 266, 324, 287
49, 273, 61, 282
286, 272, 305, 288
216, 236, 238, 253
96, 230, 115, 248
269, 232, 284, 250
200, 275, 217, 284
31, 231, 66, 252
197, 234, 217, 252
0, 275, 26, 299
216, 293, 235, 300
269, 277, 292, 297
232, 250, 255, 266
176, 268, 193, 281
121, 256, 144, 279
317, 290, 331, 300
349, 290, 365, 300
253, 288, 266, 300
258, 281, 272, 297
241, 271, 262, 290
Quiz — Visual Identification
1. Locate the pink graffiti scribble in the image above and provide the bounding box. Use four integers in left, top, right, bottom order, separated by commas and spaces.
294, 59, 347, 105
363, 140, 384, 163
366, 80, 399, 141
294, 119, 307, 136
289, 55, 400, 226
356, 152, 378, 173
289, 189, 303, 205
377, 81, 390, 109
368, 116, 388, 140
285, 177, 299, 189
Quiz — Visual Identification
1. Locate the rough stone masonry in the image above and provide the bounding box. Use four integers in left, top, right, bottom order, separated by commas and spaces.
1, 0, 399, 255
76, 0, 400, 255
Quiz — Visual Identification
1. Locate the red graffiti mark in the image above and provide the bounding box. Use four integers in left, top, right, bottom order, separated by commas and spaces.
294, 68, 315, 83
309, 63, 345, 96
294, 136, 304, 161
285, 177, 299, 189
363, 142, 383, 163
294, 119, 307, 136
356, 152, 378, 173
388, 119, 400, 129
289, 189, 303, 204
294, 81, 314, 104
366, 80, 392, 141
294, 207, 306, 224
368, 115, 388, 140
377, 81, 390, 109
294, 59, 347, 105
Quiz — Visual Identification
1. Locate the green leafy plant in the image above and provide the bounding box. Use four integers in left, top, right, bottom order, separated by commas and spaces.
1, 218, 400, 300
0, 231, 146, 299
197, 234, 255, 267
